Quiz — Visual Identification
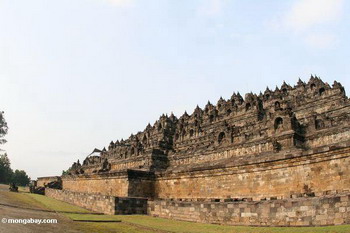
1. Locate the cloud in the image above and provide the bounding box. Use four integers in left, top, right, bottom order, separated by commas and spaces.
304, 33, 338, 49
267, 0, 344, 49
103, 0, 134, 7
197, 0, 223, 16
285, 0, 344, 32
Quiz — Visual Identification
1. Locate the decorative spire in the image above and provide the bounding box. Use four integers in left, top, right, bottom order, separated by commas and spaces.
231, 92, 237, 99
205, 101, 213, 108
297, 78, 304, 86
281, 81, 291, 89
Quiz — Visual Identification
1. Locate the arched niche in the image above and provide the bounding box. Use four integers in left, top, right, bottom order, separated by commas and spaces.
218, 132, 225, 144
245, 103, 252, 111
274, 117, 283, 130
274, 101, 281, 111
189, 129, 194, 137
319, 87, 326, 96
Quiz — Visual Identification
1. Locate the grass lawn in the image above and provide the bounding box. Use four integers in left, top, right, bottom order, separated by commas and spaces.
9, 191, 350, 233
27, 193, 91, 214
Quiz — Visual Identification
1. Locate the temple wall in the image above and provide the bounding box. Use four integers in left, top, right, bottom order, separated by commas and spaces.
148, 194, 350, 226
62, 170, 155, 198
45, 188, 148, 215
306, 130, 350, 149
45, 188, 116, 215
46, 188, 350, 226
62, 146, 350, 201
37, 176, 61, 188
128, 177, 155, 198
155, 147, 350, 200
62, 175, 129, 197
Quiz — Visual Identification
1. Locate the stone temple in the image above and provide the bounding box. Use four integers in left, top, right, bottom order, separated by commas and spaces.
39, 76, 350, 226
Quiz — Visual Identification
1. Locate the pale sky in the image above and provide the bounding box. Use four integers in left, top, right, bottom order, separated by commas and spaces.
0, 0, 349, 179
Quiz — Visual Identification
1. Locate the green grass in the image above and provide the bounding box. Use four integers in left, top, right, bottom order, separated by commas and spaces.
26, 193, 91, 213
73, 222, 156, 233
13, 193, 350, 233
1, 190, 48, 210
66, 214, 350, 233
17, 186, 29, 193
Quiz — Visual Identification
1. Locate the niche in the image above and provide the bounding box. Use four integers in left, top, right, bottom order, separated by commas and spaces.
218, 132, 225, 144
142, 135, 147, 144
209, 115, 214, 123
189, 129, 194, 137
315, 119, 325, 130
274, 117, 283, 130
246, 103, 252, 111
319, 88, 325, 96
274, 101, 281, 111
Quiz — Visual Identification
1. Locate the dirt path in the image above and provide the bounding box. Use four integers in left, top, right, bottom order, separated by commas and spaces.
0, 184, 84, 233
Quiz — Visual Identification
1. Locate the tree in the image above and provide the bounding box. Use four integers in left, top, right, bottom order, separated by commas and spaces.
0, 153, 13, 184
0, 111, 30, 185
0, 112, 11, 184
0, 111, 8, 145
11, 170, 30, 186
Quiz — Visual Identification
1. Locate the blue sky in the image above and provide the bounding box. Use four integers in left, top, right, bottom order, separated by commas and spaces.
0, 0, 349, 179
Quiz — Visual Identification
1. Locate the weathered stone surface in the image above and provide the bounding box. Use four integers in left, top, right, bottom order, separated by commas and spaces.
148, 194, 350, 226
37, 176, 61, 188
62, 170, 154, 198
45, 188, 148, 215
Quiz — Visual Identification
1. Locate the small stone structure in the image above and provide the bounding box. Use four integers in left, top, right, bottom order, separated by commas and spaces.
9, 183, 18, 192
44, 76, 350, 226
37, 176, 62, 188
